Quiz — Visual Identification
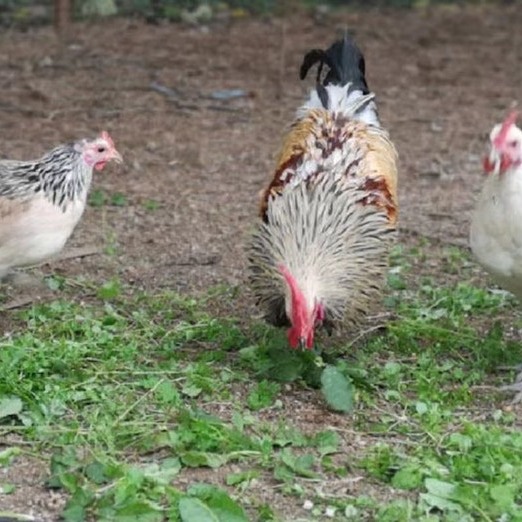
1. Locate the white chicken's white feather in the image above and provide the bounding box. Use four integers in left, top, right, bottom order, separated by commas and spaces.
471, 162, 522, 300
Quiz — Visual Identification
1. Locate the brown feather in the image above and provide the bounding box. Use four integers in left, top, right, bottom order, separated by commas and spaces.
259, 109, 398, 225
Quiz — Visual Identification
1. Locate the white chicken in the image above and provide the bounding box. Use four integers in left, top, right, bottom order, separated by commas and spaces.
470, 110, 522, 399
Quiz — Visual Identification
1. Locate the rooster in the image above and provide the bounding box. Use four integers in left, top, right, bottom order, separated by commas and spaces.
470, 111, 522, 400
0, 131, 122, 279
249, 36, 398, 350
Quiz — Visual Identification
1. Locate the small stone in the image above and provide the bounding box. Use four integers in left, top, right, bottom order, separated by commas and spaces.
303, 500, 314, 511
325, 506, 336, 518
345, 505, 358, 518
39, 56, 53, 67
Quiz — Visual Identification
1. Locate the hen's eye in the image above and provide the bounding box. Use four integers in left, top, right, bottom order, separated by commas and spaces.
509, 140, 518, 148
97, 146, 106, 153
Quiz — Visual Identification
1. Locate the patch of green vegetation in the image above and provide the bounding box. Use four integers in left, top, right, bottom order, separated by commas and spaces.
1, 241, 522, 520
143, 199, 160, 212
88, 189, 128, 208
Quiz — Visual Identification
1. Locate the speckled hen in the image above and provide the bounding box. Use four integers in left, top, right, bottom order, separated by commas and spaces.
249, 35, 399, 349
0, 131, 122, 278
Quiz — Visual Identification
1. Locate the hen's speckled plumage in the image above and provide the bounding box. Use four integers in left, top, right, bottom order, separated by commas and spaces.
0, 133, 122, 278
0, 144, 91, 210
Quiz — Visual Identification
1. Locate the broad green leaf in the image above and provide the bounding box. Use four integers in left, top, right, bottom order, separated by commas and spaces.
293, 454, 317, 478
62, 487, 94, 519
391, 467, 422, 490
225, 470, 260, 486
419, 493, 462, 513
97, 279, 121, 300
47, 470, 79, 491
383, 361, 402, 376
45, 275, 64, 291
246, 380, 280, 410
182, 383, 203, 398
155, 381, 180, 405
267, 350, 305, 383
420, 478, 462, 514
448, 433, 473, 452
112, 500, 164, 522
320, 366, 353, 413
490, 484, 515, 510
314, 430, 340, 455
139, 459, 181, 484
62, 503, 86, 522
161, 457, 182, 473
179, 497, 219, 522
425, 478, 456, 499
181, 452, 226, 469
0, 396, 22, 419
0, 447, 21, 466
415, 401, 428, 415
273, 464, 294, 482
302, 361, 323, 388
186, 484, 248, 522
84, 461, 109, 485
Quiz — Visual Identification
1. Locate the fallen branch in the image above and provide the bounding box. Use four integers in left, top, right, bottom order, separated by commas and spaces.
55, 246, 100, 262
150, 81, 184, 100
2, 297, 35, 311
150, 81, 199, 111
164, 254, 221, 267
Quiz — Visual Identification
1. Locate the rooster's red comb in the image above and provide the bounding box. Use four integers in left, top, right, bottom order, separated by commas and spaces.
278, 264, 301, 304
278, 264, 308, 341
493, 111, 519, 149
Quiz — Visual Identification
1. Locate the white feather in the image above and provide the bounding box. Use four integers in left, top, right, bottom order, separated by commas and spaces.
298, 84, 380, 127
471, 162, 522, 300
0, 195, 88, 276
249, 175, 394, 326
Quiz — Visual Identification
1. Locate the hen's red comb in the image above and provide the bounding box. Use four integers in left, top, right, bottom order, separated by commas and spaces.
493, 111, 519, 149
100, 130, 115, 149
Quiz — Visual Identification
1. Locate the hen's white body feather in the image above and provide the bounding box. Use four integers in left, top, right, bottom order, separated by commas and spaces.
0, 195, 88, 276
470, 165, 522, 300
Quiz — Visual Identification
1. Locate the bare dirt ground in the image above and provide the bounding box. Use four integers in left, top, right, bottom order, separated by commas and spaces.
0, 4, 521, 520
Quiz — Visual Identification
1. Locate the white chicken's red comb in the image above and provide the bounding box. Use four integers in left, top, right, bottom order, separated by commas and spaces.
493, 111, 519, 149
100, 130, 115, 150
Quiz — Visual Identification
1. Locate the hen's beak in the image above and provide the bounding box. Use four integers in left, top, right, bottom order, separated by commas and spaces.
483, 150, 499, 175
298, 337, 307, 350
110, 148, 124, 164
